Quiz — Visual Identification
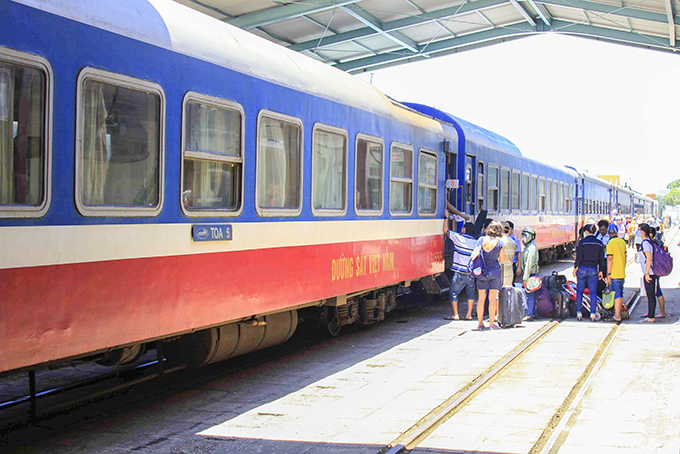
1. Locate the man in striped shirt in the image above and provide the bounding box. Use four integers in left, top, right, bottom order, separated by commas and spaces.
443, 207, 477, 320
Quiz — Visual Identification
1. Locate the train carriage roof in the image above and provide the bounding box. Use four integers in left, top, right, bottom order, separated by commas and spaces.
14, 0, 443, 133
400, 102, 522, 158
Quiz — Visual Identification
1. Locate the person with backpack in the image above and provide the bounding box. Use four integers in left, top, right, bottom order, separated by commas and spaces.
471, 221, 505, 330
640, 227, 667, 319
639, 223, 660, 323
521, 226, 539, 321
573, 224, 607, 321
443, 208, 477, 321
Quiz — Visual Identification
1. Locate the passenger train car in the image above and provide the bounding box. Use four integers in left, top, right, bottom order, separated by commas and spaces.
0, 0, 657, 376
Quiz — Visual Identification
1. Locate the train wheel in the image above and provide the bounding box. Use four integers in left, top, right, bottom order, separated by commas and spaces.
319, 306, 341, 337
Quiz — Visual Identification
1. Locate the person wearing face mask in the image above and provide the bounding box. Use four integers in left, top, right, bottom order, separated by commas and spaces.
521, 226, 539, 321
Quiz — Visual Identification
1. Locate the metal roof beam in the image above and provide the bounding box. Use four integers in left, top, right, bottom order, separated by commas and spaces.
551, 19, 679, 49
527, 0, 552, 26
227, 0, 362, 29
536, 0, 680, 27
664, 0, 676, 46
336, 22, 537, 72
340, 4, 420, 53
289, 0, 508, 52
509, 0, 537, 26
338, 17, 680, 73
403, 0, 458, 38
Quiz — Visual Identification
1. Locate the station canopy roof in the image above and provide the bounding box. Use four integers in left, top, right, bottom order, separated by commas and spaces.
175, 0, 680, 73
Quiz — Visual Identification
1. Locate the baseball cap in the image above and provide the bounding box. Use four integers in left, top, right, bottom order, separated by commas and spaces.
607, 224, 619, 234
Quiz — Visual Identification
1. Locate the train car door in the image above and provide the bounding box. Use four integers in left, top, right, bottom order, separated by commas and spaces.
574, 176, 585, 237
463, 154, 475, 216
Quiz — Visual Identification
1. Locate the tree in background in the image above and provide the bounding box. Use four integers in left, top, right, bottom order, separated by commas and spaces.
658, 179, 680, 207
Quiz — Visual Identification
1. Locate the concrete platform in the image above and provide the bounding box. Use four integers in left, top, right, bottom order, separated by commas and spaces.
4, 230, 680, 454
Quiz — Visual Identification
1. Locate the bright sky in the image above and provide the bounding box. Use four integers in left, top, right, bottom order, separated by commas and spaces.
355, 33, 680, 196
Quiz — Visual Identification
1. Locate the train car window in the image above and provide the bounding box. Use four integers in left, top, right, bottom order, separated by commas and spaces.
417, 150, 437, 216
558, 183, 563, 213
487, 165, 498, 213
0, 49, 52, 219
355, 134, 384, 215
566, 185, 571, 213
389, 143, 413, 215
552, 181, 558, 214
539, 177, 546, 212
521, 173, 529, 212
511, 170, 520, 211
181, 93, 243, 217
546, 180, 552, 212
500, 168, 510, 211
477, 162, 484, 212
256, 111, 303, 216
76, 69, 164, 217
530, 175, 538, 212
312, 124, 347, 216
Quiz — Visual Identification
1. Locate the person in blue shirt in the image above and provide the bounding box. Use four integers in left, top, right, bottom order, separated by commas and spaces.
595, 219, 610, 245
443, 207, 477, 321
573, 224, 607, 321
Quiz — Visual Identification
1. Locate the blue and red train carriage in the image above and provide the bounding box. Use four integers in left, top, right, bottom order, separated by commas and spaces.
0, 0, 657, 375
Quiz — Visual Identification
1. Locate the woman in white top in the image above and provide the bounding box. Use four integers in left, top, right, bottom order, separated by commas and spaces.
501, 222, 517, 287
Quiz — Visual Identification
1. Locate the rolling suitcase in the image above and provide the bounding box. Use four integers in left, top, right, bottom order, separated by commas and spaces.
499, 285, 524, 328
550, 290, 571, 320
543, 271, 567, 292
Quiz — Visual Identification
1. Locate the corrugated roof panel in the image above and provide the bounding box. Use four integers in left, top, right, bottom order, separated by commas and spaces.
398, 21, 455, 42
306, 8, 366, 34
415, 0, 468, 12
445, 11, 495, 35
354, 35, 412, 53
214, 0, 272, 16
481, 4, 527, 26
261, 16, 322, 43
313, 42, 372, 62
628, 17, 673, 37
358, 0, 422, 22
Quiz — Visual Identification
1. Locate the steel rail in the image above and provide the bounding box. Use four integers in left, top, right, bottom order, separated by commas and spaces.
384, 320, 560, 454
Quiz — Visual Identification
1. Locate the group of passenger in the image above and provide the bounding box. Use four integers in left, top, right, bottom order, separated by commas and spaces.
443, 203, 539, 330
444, 204, 670, 329
572, 213, 668, 324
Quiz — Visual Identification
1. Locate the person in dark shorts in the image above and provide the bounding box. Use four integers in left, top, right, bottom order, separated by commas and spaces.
473, 221, 505, 330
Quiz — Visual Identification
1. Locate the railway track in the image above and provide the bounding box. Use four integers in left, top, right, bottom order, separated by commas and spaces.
0, 320, 334, 441
381, 290, 641, 454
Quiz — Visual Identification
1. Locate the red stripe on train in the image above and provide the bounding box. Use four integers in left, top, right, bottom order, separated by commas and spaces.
0, 235, 443, 373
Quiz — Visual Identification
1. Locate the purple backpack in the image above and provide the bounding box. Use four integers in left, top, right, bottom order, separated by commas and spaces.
644, 239, 673, 277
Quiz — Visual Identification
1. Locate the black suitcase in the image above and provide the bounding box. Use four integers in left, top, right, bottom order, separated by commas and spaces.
550, 290, 571, 320
543, 271, 567, 292
499, 285, 524, 327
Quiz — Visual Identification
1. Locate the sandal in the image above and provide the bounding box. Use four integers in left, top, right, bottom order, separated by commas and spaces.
464, 316, 473, 320
443, 315, 460, 320
476, 324, 487, 331
590, 314, 597, 322
639, 318, 655, 323
577, 312, 583, 321
489, 324, 501, 330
